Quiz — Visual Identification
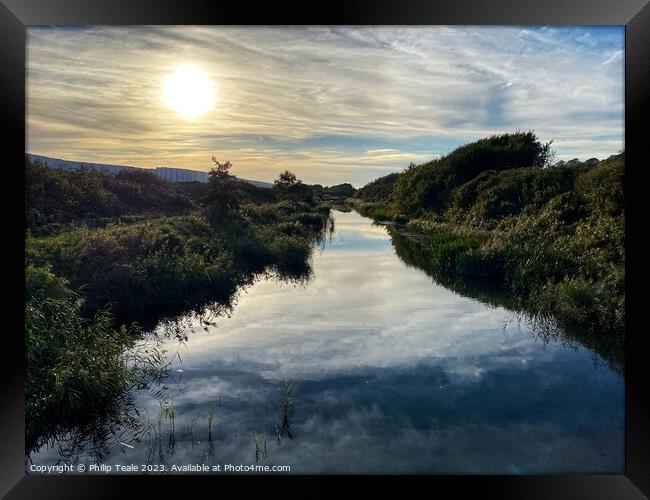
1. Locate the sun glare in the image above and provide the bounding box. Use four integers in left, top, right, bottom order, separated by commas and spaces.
163, 64, 215, 118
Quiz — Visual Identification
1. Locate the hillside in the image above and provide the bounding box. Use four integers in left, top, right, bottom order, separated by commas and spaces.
25, 157, 276, 234
26, 153, 273, 188
354, 172, 400, 204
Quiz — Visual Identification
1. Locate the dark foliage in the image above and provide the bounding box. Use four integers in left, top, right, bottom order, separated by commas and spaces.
25, 158, 195, 235
321, 183, 357, 198
175, 179, 276, 206
389, 132, 554, 215
203, 158, 241, 217
354, 172, 400, 202
273, 170, 316, 204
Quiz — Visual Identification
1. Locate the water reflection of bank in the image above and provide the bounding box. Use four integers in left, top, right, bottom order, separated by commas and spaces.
385, 224, 623, 374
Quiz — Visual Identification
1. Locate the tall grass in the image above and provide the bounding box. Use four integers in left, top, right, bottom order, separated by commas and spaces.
25, 265, 171, 453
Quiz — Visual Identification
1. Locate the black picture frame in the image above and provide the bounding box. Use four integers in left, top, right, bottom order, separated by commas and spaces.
2, 0, 648, 497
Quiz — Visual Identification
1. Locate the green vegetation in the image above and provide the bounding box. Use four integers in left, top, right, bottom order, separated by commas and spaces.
312, 182, 357, 199
353, 132, 624, 368
347, 172, 400, 220
275, 381, 296, 445
272, 170, 317, 204
25, 265, 172, 453
24, 131, 626, 452
25, 160, 195, 235
176, 176, 276, 206
26, 158, 332, 317
25, 157, 332, 452
354, 172, 400, 203
203, 158, 241, 216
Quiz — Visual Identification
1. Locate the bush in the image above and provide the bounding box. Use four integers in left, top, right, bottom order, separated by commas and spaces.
387, 132, 553, 217
26, 202, 332, 318
25, 158, 195, 234
354, 172, 400, 202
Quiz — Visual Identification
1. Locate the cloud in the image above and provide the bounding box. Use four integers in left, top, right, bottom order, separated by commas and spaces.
366, 148, 399, 154
27, 26, 624, 186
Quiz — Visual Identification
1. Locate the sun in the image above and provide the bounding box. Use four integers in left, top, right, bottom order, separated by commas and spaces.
163, 64, 215, 118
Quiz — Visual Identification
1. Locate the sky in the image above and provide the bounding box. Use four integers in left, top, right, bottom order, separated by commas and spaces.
26, 26, 624, 187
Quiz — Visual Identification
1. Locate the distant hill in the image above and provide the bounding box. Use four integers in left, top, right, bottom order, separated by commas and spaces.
26, 154, 273, 188
25, 158, 196, 232
25, 155, 278, 234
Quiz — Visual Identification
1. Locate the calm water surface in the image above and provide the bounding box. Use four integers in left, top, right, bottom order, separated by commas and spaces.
31, 210, 624, 474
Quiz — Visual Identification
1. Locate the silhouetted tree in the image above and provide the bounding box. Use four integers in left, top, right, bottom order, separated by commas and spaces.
203, 157, 240, 216
274, 170, 298, 192
273, 170, 315, 204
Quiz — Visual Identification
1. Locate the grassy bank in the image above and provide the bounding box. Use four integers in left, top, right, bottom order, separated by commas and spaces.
351, 132, 624, 368
25, 265, 175, 453
25, 159, 332, 451
26, 203, 331, 319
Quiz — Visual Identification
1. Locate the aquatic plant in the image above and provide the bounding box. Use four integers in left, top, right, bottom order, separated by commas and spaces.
275, 381, 297, 445
254, 432, 268, 462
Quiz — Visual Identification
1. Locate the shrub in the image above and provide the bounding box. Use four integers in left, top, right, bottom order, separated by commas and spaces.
386, 132, 554, 217
25, 158, 195, 234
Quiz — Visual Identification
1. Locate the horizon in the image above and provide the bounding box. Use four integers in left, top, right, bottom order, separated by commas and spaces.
26, 26, 624, 187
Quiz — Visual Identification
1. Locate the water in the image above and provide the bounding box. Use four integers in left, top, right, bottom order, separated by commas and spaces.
29, 210, 624, 474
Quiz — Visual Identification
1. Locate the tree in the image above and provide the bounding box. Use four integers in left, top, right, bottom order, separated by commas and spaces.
274, 170, 299, 192
539, 139, 555, 168
203, 157, 240, 216
273, 170, 314, 204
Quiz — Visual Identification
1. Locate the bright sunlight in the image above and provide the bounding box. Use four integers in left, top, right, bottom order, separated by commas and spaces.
162, 64, 215, 118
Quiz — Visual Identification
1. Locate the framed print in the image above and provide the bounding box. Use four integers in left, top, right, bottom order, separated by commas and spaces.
2, 0, 649, 497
